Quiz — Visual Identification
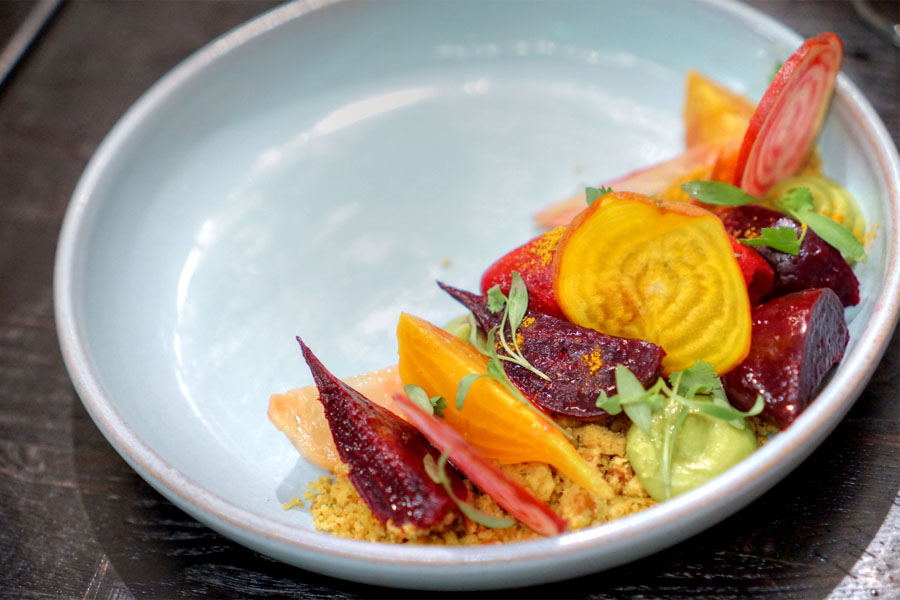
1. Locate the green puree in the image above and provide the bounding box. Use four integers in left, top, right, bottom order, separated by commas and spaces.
597, 362, 764, 502
626, 403, 757, 501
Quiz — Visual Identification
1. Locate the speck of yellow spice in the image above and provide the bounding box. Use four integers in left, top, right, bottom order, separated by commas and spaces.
530, 227, 565, 267
581, 348, 604, 373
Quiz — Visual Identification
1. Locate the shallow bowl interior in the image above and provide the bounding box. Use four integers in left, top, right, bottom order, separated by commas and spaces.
55, 0, 900, 590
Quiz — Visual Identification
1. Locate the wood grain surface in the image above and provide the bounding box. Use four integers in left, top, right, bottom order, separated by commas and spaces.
1, 1, 897, 598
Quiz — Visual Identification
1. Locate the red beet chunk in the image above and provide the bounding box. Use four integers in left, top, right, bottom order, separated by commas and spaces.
722, 288, 848, 429
718, 205, 859, 306
298, 338, 464, 531
439, 283, 664, 419
728, 235, 774, 305
480, 227, 564, 318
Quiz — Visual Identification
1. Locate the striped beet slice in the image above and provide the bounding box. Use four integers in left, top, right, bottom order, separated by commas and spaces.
734, 33, 843, 197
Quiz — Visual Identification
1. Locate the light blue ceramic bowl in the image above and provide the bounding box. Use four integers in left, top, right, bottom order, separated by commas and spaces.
54, 0, 900, 590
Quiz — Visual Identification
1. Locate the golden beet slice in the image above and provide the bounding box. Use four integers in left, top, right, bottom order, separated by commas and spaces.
396, 312, 614, 500
552, 192, 751, 374
683, 70, 755, 148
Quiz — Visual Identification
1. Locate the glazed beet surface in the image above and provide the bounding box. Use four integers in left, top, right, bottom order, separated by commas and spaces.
480, 228, 564, 318
717, 205, 859, 306
298, 338, 464, 530
439, 282, 664, 419
721, 288, 849, 429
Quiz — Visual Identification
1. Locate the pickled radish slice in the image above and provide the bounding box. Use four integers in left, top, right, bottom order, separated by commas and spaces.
396, 312, 615, 500
268, 365, 403, 472
393, 392, 568, 536
734, 33, 843, 197
552, 192, 751, 374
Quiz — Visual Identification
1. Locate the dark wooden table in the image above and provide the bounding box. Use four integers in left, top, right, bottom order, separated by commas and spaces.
1, 1, 897, 598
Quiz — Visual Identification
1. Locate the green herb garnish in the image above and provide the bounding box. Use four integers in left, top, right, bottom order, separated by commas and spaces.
739, 226, 801, 255
681, 181, 867, 262
484, 272, 549, 381
423, 451, 516, 529
404, 384, 447, 418
775, 188, 867, 262
680, 180, 758, 206
586, 185, 614, 205
597, 362, 763, 498
458, 274, 573, 441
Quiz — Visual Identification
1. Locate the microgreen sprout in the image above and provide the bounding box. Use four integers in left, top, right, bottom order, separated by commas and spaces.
586, 185, 614, 205
485, 272, 550, 381
423, 451, 516, 529
404, 384, 447, 418
597, 362, 764, 498
456, 273, 573, 441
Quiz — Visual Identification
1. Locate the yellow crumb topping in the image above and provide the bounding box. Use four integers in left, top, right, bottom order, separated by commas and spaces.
531, 226, 565, 267
281, 497, 304, 510
304, 415, 656, 544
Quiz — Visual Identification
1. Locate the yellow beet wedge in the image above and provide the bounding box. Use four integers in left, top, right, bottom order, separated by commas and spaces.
396, 312, 614, 500
552, 192, 751, 374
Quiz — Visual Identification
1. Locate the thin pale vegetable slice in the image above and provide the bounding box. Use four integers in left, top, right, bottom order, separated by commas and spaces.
394, 392, 568, 536
396, 312, 614, 500
268, 365, 404, 472
552, 192, 751, 375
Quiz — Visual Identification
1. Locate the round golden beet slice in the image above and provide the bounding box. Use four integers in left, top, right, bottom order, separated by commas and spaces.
552, 192, 751, 374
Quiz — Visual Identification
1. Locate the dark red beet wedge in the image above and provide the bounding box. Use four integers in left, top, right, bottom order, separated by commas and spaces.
298, 338, 464, 531
439, 282, 664, 419
718, 205, 859, 306
722, 288, 849, 429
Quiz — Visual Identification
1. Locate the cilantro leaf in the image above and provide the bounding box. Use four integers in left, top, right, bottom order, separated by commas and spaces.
586, 186, 613, 205
775, 187, 815, 217
775, 187, 867, 262
739, 226, 801, 255
669, 361, 719, 397
680, 181, 759, 206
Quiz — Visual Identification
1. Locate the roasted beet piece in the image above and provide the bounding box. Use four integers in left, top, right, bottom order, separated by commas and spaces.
480, 227, 564, 318
298, 338, 464, 531
439, 283, 664, 419
728, 235, 774, 305
722, 288, 848, 429
718, 205, 859, 306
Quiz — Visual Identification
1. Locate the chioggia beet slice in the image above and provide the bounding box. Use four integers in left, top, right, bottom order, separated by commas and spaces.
718, 204, 859, 306
298, 338, 464, 531
439, 282, 664, 419
722, 288, 849, 429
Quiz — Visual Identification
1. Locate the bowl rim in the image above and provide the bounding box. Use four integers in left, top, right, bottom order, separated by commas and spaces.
53, 0, 900, 574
